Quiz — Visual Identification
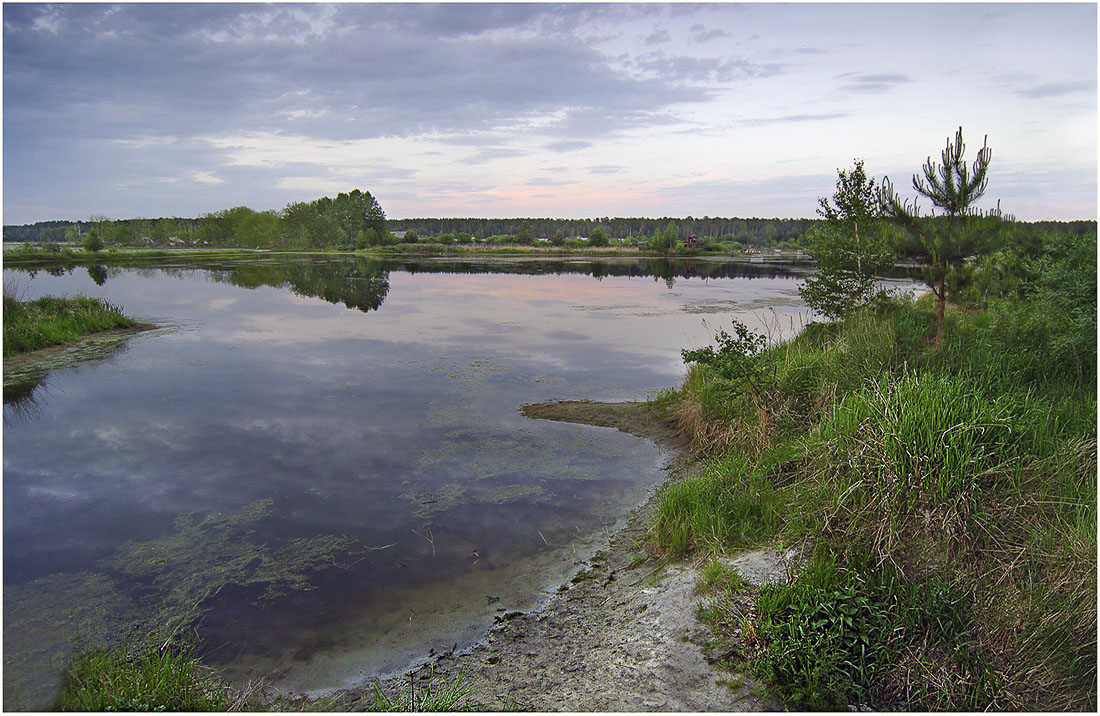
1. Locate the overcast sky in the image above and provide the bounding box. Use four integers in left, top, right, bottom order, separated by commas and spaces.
3, 2, 1096, 224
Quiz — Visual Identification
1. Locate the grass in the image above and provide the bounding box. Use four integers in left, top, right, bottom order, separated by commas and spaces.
654, 230, 1096, 710
2, 244, 261, 264
3, 289, 140, 357
368, 667, 479, 712
655, 452, 785, 556
58, 637, 479, 712
58, 639, 239, 712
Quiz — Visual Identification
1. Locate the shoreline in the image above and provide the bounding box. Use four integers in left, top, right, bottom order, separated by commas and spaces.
3, 323, 160, 408
2, 322, 158, 365
297, 400, 789, 711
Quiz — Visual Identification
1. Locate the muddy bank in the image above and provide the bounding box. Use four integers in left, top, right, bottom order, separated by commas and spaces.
312, 400, 790, 711
521, 399, 691, 450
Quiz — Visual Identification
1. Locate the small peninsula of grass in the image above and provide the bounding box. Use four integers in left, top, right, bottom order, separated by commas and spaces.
3, 291, 139, 357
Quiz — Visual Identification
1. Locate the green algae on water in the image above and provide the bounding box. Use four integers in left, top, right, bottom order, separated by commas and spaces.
3, 500, 361, 710
3, 572, 138, 710
401, 481, 547, 520
107, 499, 359, 623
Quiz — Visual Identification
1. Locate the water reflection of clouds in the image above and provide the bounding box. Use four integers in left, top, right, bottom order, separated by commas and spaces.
5, 258, 837, 703
227, 313, 373, 344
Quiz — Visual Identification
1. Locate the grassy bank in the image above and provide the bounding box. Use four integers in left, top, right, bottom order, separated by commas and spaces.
3, 244, 262, 264
59, 640, 241, 712
3, 291, 140, 357
654, 231, 1096, 709
56, 638, 476, 712
358, 242, 733, 258
3, 241, 793, 263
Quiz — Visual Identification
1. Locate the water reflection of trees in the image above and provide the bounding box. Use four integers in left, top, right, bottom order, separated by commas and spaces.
200, 257, 809, 311
5, 255, 917, 318
87, 265, 108, 285
206, 257, 391, 313
394, 257, 814, 282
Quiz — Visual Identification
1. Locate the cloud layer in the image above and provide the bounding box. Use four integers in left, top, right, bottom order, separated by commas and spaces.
3, 3, 1096, 222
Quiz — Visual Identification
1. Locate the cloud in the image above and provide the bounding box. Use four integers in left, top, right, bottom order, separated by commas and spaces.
275, 176, 364, 196
660, 173, 837, 218
29, 5, 65, 34
2, 3, 725, 223
3, 4, 714, 149
644, 29, 671, 45
526, 177, 578, 187
689, 24, 731, 43
462, 148, 531, 166
632, 51, 787, 83
836, 72, 912, 94
3, 2, 1094, 223
544, 140, 592, 153
191, 171, 224, 185
734, 112, 850, 127
1015, 80, 1094, 99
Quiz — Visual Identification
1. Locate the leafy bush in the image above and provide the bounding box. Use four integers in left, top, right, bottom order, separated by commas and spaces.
83, 230, 105, 253
752, 566, 895, 710
680, 320, 767, 393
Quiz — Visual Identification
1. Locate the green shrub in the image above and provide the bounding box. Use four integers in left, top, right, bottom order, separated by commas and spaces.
752, 563, 895, 710
752, 556, 994, 710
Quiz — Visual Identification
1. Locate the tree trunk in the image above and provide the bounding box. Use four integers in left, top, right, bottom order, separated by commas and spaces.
935, 256, 947, 345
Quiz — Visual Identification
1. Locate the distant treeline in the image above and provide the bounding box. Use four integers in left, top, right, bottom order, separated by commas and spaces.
5, 192, 1095, 252
3, 189, 388, 250
387, 216, 818, 246
3, 211, 820, 249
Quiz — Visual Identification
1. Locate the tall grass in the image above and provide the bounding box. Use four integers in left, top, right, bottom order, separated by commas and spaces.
58, 640, 239, 711
655, 452, 786, 556
656, 231, 1096, 710
369, 668, 479, 712
3, 289, 137, 357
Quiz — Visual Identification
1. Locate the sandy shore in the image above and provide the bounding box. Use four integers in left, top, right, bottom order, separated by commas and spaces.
312, 400, 792, 711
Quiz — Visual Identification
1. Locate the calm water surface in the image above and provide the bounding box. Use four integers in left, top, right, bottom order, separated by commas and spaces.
3, 255, 860, 707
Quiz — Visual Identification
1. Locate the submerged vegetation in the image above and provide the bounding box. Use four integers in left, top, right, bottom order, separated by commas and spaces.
3, 288, 139, 357
658, 224, 1097, 709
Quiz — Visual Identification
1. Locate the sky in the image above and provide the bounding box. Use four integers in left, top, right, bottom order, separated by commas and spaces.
2, 2, 1096, 224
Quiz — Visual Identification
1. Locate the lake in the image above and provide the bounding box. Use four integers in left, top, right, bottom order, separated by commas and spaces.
2, 254, 902, 708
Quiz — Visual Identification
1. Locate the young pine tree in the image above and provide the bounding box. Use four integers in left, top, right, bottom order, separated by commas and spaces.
878, 127, 1010, 342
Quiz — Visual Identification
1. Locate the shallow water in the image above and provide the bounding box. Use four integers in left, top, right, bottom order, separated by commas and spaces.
2, 255, 899, 707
